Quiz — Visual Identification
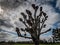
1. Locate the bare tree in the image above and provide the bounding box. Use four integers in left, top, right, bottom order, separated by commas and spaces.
52, 28, 60, 42
15, 4, 51, 45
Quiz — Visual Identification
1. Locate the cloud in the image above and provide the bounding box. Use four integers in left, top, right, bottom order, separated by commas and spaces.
0, 19, 13, 28
0, 28, 32, 42
53, 21, 60, 28
9, 37, 32, 42
0, 0, 26, 9
40, 34, 53, 42
0, 0, 60, 42
0, 31, 8, 42
56, 0, 60, 9
0, 6, 4, 14
39, 4, 59, 32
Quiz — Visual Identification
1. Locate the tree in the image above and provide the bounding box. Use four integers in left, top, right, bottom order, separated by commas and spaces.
52, 28, 60, 42
15, 4, 51, 45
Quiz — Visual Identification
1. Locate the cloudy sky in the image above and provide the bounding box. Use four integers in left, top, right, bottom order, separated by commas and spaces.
0, 0, 60, 42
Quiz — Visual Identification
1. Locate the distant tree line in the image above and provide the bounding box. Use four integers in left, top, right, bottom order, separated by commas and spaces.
52, 28, 60, 42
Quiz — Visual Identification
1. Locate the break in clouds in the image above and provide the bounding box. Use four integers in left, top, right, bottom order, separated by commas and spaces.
0, 0, 60, 42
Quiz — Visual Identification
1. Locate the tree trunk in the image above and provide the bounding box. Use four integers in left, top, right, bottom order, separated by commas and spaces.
31, 35, 40, 45
34, 39, 39, 45
32, 36, 39, 45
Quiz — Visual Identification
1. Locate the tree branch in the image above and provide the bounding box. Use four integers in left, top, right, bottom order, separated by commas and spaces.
16, 27, 32, 39
40, 28, 51, 34
18, 34, 32, 39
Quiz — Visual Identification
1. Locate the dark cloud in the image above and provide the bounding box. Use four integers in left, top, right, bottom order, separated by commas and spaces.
0, 0, 26, 9
0, 19, 13, 28
0, 0, 60, 42
0, 29, 8, 41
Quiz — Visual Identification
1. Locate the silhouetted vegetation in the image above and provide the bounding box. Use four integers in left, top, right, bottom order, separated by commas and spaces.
15, 3, 51, 45
52, 28, 60, 42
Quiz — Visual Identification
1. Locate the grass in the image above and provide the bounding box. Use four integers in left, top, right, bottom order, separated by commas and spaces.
0, 43, 60, 45
14, 44, 60, 45
0, 43, 33, 45
13, 43, 60, 45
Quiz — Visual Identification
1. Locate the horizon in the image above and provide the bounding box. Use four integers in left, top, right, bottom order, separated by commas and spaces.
0, 0, 60, 42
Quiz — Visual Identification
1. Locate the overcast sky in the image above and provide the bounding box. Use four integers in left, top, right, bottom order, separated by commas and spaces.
0, 0, 60, 42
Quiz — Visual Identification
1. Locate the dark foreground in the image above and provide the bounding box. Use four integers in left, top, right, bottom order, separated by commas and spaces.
0, 43, 60, 45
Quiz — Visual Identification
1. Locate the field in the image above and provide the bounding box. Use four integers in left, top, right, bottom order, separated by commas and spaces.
0, 43, 60, 45
10, 44, 60, 45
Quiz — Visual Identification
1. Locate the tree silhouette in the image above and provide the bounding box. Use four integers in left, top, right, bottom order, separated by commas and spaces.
52, 28, 60, 42
15, 4, 51, 45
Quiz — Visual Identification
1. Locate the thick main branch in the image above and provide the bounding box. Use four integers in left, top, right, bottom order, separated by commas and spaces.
18, 34, 32, 39
40, 28, 51, 34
